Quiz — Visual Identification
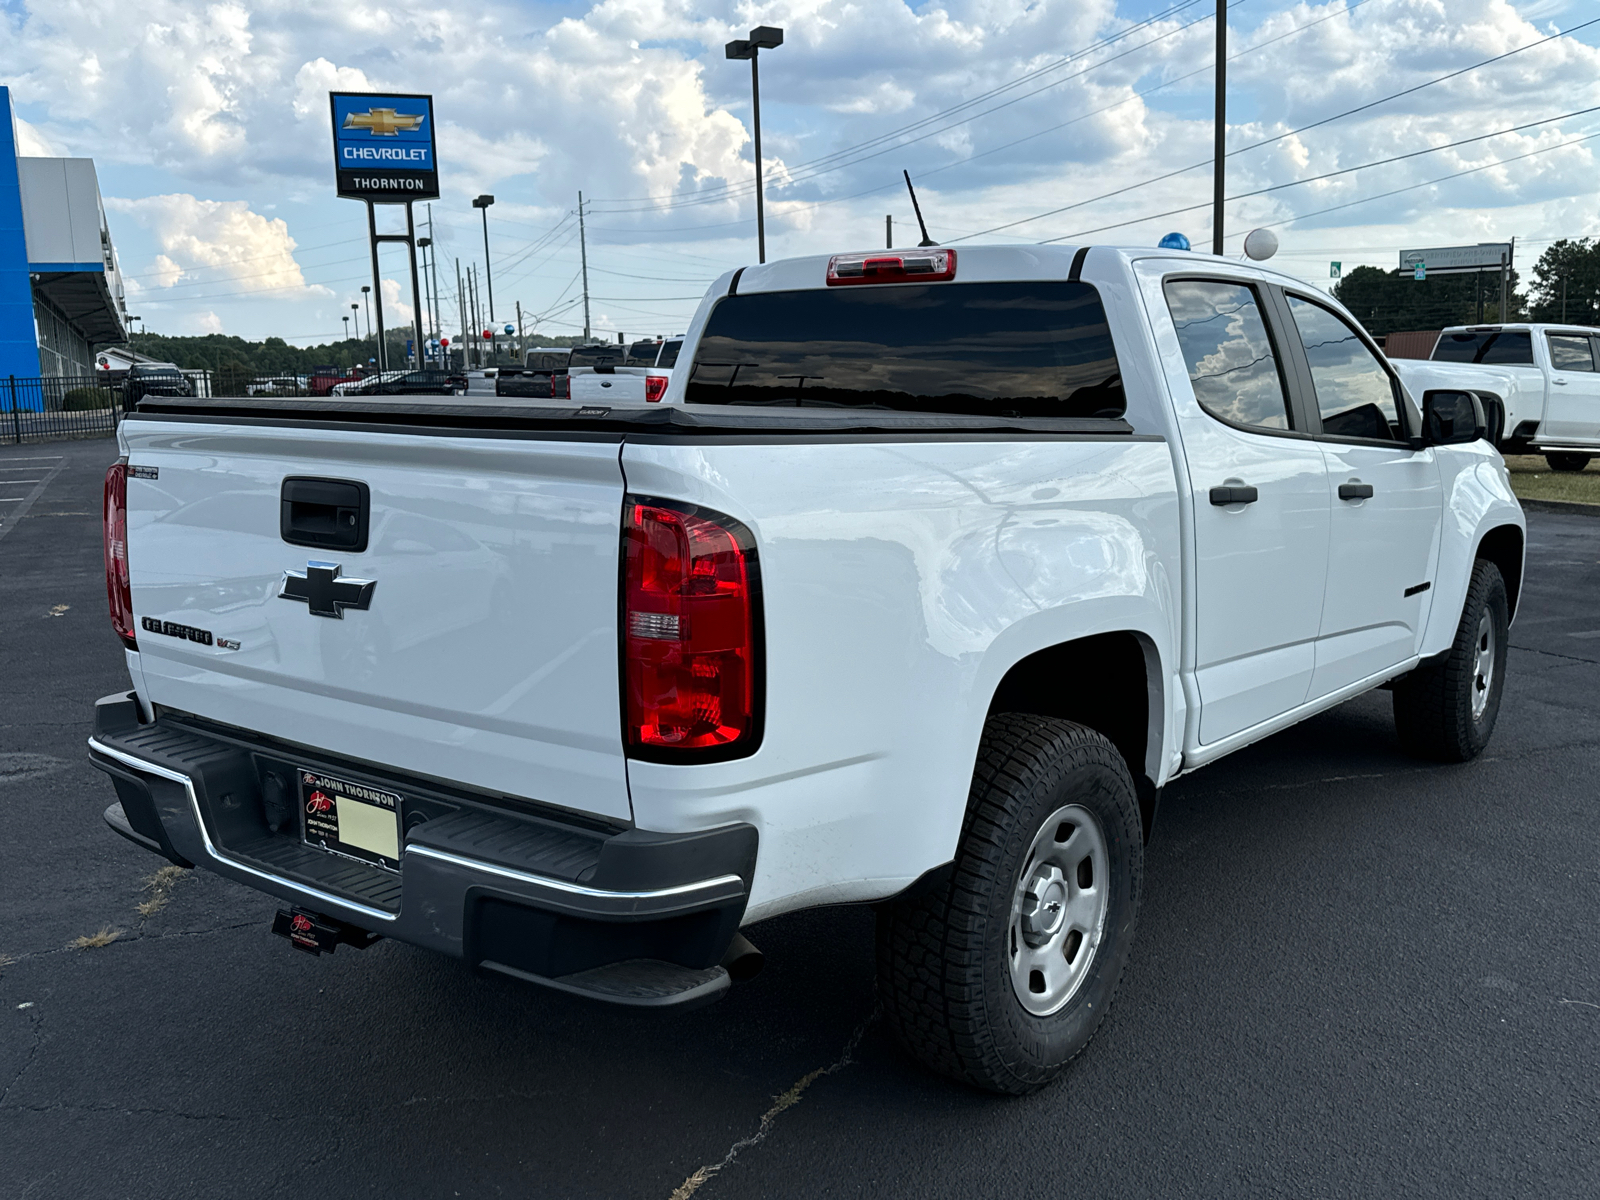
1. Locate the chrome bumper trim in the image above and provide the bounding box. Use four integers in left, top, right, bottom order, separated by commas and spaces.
403, 843, 742, 903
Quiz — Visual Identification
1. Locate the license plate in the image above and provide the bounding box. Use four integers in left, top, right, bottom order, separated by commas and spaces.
299, 769, 401, 871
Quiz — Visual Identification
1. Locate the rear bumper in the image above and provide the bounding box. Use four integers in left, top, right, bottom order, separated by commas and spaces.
87, 693, 756, 1003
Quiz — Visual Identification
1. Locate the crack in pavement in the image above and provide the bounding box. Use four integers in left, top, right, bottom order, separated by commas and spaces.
1511, 643, 1600, 665
1, 1006, 45, 1111
2, 919, 262, 966
669, 1007, 878, 1200
3, 1100, 304, 1122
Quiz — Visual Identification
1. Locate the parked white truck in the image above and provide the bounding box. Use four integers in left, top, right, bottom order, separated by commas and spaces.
1390, 322, 1600, 470
567, 337, 681, 404
90, 244, 1523, 1094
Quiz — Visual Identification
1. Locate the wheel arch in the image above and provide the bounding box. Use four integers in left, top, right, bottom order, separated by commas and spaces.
1476, 523, 1524, 620
986, 630, 1164, 840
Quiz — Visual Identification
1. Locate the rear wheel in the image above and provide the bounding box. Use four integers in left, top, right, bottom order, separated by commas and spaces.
876, 714, 1142, 1094
1545, 452, 1591, 473
1392, 559, 1509, 762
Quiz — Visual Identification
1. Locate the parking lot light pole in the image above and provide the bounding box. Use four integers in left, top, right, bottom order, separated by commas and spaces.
360, 286, 372, 343
726, 26, 783, 264
473, 195, 496, 323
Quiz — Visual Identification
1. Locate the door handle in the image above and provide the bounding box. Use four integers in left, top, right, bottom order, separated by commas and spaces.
1552, 378, 1569, 385
1209, 485, 1259, 506
1338, 482, 1375, 501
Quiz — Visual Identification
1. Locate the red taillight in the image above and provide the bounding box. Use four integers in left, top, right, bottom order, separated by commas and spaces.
103, 457, 136, 650
623, 499, 760, 756
826, 248, 956, 286
644, 375, 668, 403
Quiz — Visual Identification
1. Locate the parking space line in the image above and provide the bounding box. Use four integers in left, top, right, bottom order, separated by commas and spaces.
0, 460, 67, 544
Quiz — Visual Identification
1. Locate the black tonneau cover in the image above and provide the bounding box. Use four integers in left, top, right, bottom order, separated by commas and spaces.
133, 396, 1139, 439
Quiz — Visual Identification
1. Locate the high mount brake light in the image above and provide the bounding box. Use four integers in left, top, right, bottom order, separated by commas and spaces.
644, 375, 669, 403
103, 457, 136, 651
623, 499, 760, 757
826, 248, 956, 286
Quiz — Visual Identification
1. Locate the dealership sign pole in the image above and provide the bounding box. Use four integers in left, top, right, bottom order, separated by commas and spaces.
330, 92, 439, 372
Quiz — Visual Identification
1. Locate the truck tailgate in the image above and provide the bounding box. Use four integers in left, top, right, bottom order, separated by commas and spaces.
119, 420, 632, 822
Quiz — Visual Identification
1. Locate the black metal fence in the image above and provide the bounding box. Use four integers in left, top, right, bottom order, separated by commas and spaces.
2, 374, 124, 443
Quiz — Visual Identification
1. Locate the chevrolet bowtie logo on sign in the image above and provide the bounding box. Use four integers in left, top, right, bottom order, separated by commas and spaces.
342, 107, 426, 136
330, 91, 440, 203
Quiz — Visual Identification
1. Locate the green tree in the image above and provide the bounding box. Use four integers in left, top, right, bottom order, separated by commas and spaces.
1527, 239, 1600, 325
1332, 265, 1524, 336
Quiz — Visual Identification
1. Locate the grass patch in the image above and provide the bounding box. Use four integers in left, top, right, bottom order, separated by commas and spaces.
72, 928, 122, 950
137, 864, 189, 918
1503, 455, 1600, 506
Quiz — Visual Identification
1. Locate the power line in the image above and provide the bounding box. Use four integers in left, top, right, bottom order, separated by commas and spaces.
952, 13, 1600, 244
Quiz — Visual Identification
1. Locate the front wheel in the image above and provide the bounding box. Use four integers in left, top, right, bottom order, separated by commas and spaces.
876, 714, 1143, 1094
1392, 559, 1509, 761
1545, 452, 1591, 473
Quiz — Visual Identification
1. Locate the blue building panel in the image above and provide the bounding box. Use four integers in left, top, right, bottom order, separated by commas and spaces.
0, 86, 42, 379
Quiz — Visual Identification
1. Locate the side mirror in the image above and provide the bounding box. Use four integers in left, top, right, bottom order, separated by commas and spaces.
1421, 389, 1486, 446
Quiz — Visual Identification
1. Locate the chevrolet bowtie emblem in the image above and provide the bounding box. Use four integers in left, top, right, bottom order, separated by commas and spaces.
342, 108, 425, 136
279, 562, 376, 619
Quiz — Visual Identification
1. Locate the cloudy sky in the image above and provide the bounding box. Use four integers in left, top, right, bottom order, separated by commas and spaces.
3, 0, 1598, 346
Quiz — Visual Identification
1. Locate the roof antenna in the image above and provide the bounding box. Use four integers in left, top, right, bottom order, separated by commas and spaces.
903, 170, 937, 247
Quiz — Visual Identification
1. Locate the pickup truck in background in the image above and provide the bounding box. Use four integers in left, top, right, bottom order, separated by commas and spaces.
90, 244, 1522, 1095
567, 337, 681, 404
1389, 322, 1600, 470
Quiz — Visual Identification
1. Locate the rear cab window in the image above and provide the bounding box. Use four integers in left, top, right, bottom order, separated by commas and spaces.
568, 345, 624, 369
685, 281, 1124, 419
1162, 279, 1293, 432
1432, 330, 1534, 365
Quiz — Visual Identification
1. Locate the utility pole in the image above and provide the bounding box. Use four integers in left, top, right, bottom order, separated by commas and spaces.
468, 266, 481, 368
454, 257, 466, 369
516, 300, 524, 364
886, 215, 892, 249
1212, 0, 1226, 256
578, 191, 592, 342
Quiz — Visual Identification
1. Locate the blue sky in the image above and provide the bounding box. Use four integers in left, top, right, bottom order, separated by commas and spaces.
4, 0, 1597, 345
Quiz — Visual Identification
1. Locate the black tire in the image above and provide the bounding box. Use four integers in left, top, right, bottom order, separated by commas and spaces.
876, 714, 1142, 1094
1392, 559, 1509, 762
1545, 452, 1591, 473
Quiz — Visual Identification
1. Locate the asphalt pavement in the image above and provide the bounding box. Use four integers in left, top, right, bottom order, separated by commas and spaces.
2, 434, 1597, 1199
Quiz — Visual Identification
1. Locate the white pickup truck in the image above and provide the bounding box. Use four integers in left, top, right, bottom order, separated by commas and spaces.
567, 337, 680, 404
90, 244, 1523, 1094
1390, 322, 1600, 470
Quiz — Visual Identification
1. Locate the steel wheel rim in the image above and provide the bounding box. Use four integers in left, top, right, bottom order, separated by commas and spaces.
1007, 803, 1110, 1017
1472, 609, 1495, 720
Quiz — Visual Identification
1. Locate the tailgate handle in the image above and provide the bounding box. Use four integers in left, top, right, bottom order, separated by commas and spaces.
281, 477, 369, 553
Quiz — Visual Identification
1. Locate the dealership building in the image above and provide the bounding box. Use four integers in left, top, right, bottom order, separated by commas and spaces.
0, 85, 127, 380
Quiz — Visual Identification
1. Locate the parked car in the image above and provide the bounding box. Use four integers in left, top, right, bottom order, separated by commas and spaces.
121, 363, 192, 409
333, 370, 468, 397
90, 243, 1523, 1094
1388, 322, 1600, 469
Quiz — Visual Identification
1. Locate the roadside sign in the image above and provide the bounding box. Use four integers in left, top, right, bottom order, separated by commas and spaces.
1413, 263, 1426, 280
1330, 261, 1341, 279
330, 92, 439, 203
1399, 243, 1510, 275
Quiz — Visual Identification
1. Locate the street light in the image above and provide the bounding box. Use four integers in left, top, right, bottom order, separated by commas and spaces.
360, 286, 372, 343
472, 195, 496, 323
725, 25, 783, 263
343, 315, 350, 341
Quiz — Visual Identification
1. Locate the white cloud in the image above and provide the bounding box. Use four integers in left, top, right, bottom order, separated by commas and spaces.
13, 116, 57, 156
106, 194, 323, 299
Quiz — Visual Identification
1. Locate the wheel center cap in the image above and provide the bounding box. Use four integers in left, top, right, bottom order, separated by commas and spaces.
1021, 865, 1068, 942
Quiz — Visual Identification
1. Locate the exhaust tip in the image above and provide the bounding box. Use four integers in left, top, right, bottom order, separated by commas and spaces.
721, 932, 764, 982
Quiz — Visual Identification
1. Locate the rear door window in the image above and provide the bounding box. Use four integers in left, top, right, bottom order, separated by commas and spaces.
1548, 334, 1597, 372
686, 282, 1124, 418
1162, 279, 1293, 431
1433, 330, 1535, 365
